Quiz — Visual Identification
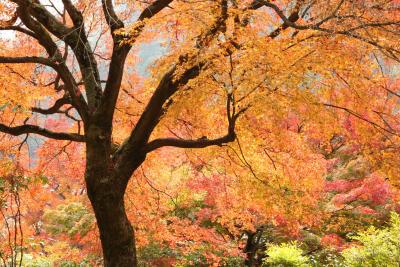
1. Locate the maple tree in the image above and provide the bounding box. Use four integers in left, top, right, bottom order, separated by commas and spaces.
0, 0, 400, 266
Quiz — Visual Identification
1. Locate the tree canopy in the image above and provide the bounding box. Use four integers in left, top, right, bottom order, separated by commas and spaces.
0, 0, 400, 266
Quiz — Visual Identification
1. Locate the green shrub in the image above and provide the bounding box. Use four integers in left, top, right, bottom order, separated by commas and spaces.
263, 242, 311, 267
43, 202, 95, 237
309, 248, 345, 267
341, 212, 400, 267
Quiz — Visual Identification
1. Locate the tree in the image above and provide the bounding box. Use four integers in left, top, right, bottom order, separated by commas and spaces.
0, 0, 399, 266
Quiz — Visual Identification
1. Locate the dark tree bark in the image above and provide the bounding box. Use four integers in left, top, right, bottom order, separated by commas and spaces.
87, 176, 138, 266
244, 228, 264, 267
89, 184, 137, 266
84, 123, 140, 266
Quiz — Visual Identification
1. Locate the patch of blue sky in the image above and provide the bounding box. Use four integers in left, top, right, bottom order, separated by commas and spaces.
136, 40, 169, 77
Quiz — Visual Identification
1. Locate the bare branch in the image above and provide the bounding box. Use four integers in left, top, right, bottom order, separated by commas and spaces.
14, 0, 102, 110
13, 4, 90, 121
31, 97, 71, 115
101, 0, 124, 33
0, 56, 55, 67
144, 132, 236, 152
0, 123, 85, 142
0, 25, 38, 39
137, 0, 173, 21
61, 0, 83, 27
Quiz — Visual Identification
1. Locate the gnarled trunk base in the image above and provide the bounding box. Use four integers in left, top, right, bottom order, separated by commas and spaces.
88, 186, 137, 267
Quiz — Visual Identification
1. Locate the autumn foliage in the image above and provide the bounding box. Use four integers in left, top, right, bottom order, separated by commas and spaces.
0, 0, 400, 266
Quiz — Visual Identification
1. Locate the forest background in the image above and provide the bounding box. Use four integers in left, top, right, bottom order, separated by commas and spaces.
0, 0, 400, 266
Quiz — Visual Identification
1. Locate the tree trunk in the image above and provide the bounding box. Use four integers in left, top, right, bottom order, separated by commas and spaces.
244, 231, 257, 266
244, 228, 264, 267
88, 186, 137, 266
84, 125, 139, 266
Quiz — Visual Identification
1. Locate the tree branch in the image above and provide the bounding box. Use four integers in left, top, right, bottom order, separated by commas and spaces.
123, 63, 204, 149
31, 97, 71, 115
102, 0, 124, 33
14, 4, 89, 121
144, 133, 236, 152
113, 0, 230, 162
144, 92, 247, 153
259, 0, 400, 59
0, 25, 38, 39
14, 0, 102, 110
137, 0, 174, 21
245, 0, 304, 38
96, 0, 175, 127
0, 56, 55, 67
61, 0, 83, 27
118, 0, 174, 45
0, 123, 85, 142
268, 0, 303, 38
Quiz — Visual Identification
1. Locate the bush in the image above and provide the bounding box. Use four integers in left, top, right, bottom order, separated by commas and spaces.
309, 248, 345, 267
263, 242, 311, 267
43, 202, 95, 237
341, 212, 400, 267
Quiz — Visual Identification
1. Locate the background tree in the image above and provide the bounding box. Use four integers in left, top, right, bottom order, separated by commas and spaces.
0, 0, 399, 266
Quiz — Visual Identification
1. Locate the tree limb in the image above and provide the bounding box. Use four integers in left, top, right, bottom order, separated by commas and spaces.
0, 25, 38, 39
31, 97, 71, 115
102, 0, 124, 33
14, 4, 90, 121
61, 0, 83, 27
0, 56, 55, 67
13, 0, 102, 110
137, 0, 174, 21
245, 0, 304, 38
0, 123, 85, 142
112, 0, 231, 164
259, 0, 400, 60
144, 91, 247, 153
144, 133, 236, 152
123, 63, 204, 149
96, 0, 175, 129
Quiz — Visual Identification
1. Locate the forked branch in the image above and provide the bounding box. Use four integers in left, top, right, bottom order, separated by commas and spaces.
144, 93, 246, 152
